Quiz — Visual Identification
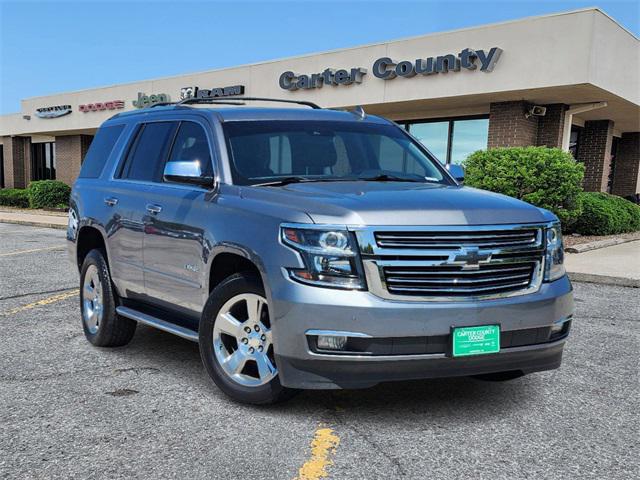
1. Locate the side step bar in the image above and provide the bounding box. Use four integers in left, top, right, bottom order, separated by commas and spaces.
116, 306, 199, 343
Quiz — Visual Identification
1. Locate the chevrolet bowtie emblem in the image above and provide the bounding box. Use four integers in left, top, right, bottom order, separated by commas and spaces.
451, 248, 492, 270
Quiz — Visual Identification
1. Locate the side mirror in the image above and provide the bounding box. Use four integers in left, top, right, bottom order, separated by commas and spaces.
163, 161, 214, 187
446, 164, 465, 183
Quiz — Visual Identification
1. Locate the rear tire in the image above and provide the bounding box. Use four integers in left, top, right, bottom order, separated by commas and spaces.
199, 272, 298, 405
472, 371, 526, 382
79, 249, 136, 347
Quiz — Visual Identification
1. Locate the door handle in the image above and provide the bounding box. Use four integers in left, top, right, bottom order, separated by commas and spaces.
146, 204, 162, 215
104, 197, 118, 206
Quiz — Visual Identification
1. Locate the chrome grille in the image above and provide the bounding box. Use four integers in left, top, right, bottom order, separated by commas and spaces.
383, 262, 536, 296
354, 225, 546, 302
375, 229, 539, 249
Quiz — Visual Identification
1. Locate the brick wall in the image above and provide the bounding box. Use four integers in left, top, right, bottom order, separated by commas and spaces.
488, 101, 539, 148
1, 136, 30, 189
536, 104, 566, 148
55, 135, 93, 186
611, 132, 640, 197
577, 120, 615, 192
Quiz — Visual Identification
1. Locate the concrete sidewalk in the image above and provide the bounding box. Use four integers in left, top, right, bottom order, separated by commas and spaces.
0, 210, 67, 229
565, 240, 640, 288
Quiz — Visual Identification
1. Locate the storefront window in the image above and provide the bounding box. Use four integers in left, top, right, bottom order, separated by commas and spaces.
404, 116, 488, 165
569, 125, 582, 159
450, 119, 489, 165
31, 142, 56, 181
406, 121, 449, 163
0, 146, 4, 188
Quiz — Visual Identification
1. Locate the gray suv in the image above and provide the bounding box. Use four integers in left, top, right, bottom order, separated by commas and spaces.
67, 98, 574, 404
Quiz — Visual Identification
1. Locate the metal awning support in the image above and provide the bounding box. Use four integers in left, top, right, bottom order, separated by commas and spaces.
561, 102, 608, 151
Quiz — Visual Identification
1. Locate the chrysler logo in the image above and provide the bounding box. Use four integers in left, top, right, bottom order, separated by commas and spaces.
450, 248, 492, 270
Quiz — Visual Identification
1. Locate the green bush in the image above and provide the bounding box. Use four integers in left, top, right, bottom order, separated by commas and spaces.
0, 188, 30, 208
464, 147, 584, 227
27, 180, 71, 209
573, 192, 640, 235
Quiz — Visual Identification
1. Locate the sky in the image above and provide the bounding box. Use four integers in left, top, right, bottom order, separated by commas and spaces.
0, 0, 638, 114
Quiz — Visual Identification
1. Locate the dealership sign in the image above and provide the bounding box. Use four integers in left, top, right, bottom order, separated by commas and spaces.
132, 92, 170, 108
79, 100, 125, 113
180, 85, 245, 100
35, 105, 72, 118
279, 47, 502, 90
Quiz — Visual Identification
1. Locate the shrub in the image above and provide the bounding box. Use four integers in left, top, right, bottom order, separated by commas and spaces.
464, 147, 584, 228
27, 180, 71, 209
0, 188, 30, 208
573, 192, 640, 235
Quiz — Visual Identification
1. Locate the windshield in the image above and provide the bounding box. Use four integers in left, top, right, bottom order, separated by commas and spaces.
222, 120, 450, 186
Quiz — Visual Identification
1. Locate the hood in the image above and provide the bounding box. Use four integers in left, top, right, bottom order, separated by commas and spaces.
239, 181, 554, 226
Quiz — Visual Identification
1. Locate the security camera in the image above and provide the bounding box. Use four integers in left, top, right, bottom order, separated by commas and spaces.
525, 105, 547, 118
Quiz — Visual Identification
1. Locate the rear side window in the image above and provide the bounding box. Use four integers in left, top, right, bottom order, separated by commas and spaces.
79, 124, 125, 178
120, 122, 177, 182
166, 122, 213, 177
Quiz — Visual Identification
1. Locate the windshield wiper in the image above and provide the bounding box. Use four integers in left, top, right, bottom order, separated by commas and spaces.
253, 176, 344, 187
356, 173, 423, 183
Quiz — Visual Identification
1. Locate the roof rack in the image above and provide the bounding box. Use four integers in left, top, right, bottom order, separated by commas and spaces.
178, 96, 321, 109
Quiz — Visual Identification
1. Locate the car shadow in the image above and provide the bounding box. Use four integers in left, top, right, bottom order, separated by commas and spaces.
120, 324, 543, 420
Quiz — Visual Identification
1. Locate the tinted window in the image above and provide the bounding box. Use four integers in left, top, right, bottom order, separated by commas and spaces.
79, 124, 124, 178
121, 122, 177, 181
167, 122, 213, 177
223, 121, 447, 186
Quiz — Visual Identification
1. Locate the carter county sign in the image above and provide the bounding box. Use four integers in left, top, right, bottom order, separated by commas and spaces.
35, 105, 72, 118
279, 47, 502, 90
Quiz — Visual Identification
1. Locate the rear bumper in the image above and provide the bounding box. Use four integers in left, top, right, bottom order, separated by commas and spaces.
267, 269, 574, 389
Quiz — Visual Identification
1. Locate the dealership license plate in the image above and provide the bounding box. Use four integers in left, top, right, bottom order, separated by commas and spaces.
452, 325, 500, 357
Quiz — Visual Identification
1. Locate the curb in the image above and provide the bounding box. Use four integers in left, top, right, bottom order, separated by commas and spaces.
0, 219, 66, 230
568, 272, 640, 288
565, 237, 639, 253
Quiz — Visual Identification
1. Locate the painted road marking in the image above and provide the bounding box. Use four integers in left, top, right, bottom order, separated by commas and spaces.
295, 424, 340, 480
0, 245, 65, 257
1, 289, 78, 317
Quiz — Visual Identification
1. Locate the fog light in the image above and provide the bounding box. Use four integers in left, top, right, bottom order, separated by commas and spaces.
550, 321, 565, 333
317, 335, 348, 351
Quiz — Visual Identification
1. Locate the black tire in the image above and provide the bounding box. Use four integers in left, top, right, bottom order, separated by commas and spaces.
199, 272, 298, 405
472, 371, 526, 382
79, 249, 136, 347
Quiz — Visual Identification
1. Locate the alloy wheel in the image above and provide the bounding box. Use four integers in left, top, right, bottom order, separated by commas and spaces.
212, 293, 277, 387
82, 264, 104, 334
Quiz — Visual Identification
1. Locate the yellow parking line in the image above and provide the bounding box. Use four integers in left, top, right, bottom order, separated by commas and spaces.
0, 245, 65, 257
295, 424, 340, 480
1, 289, 78, 316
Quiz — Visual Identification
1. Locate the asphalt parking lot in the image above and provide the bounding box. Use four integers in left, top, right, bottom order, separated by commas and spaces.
1, 223, 638, 480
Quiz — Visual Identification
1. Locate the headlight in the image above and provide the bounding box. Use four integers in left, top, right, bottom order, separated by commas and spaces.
281, 226, 366, 289
544, 223, 565, 282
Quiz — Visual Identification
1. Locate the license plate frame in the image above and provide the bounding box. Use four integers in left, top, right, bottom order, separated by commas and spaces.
451, 324, 501, 357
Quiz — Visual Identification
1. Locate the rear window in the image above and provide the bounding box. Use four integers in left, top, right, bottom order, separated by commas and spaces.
119, 122, 177, 182
79, 124, 125, 178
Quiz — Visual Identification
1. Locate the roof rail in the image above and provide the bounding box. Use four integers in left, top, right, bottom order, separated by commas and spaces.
177, 96, 321, 109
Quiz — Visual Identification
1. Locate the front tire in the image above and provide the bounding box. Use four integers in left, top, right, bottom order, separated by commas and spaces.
199, 272, 297, 405
79, 249, 136, 347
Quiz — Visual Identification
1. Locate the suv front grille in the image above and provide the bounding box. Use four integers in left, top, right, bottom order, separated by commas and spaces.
383, 262, 536, 297
375, 229, 539, 249
354, 225, 546, 302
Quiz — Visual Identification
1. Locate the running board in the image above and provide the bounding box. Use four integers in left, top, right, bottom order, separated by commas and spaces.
116, 306, 199, 342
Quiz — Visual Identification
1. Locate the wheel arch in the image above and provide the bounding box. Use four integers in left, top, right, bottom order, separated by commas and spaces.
76, 225, 110, 271
207, 247, 269, 295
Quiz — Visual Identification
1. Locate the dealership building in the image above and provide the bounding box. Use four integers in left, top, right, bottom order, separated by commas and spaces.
0, 8, 638, 196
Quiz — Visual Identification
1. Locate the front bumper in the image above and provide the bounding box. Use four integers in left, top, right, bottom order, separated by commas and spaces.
268, 270, 574, 389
